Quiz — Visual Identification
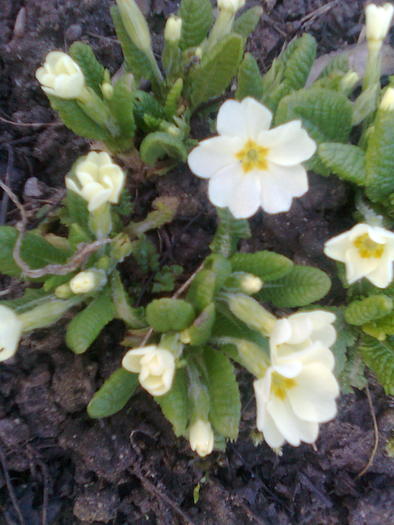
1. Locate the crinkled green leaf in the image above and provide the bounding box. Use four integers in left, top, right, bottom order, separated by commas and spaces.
66, 289, 116, 354
179, 0, 213, 50
230, 250, 293, 282
87, 368, 138, 418
69, 41, 105, 96
139, 131, 187, 166
204, 348, 240, 440
318, 143, 366, 185
203, 254, 232, 291
133, 90, 166, 131
359, 334, 394, 395
155, 368, 189, 436
236, 53, 263, 101
363, 312, 394, 340
345, 295, 393, 326
259, 265, 331, 308
185, 303, 216, 346
64, 190, 90, 231
164, 78, 184, 119
210, 208, 251, 258
233, 6, 263, 39
111, 271, 145, 328
146, 298, 195, 332
187, 269, 217, 312
189, 33, 243, 110
152, 265, 183, 294
339, 345, 367, 394
108, 74, 136, 140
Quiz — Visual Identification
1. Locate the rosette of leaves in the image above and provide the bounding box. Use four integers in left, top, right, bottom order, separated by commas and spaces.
88, 209, 332, 448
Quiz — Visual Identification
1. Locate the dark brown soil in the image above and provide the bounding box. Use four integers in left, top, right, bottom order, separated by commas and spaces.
1, 1, 393, 524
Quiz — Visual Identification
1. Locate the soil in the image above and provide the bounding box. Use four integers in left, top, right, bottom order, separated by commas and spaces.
0, 0, 393, 524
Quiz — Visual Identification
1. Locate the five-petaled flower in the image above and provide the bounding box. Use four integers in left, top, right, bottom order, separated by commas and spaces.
122, 345, 175, 396
36, 51, 85, 99
188, 97, 316, 218
0, 305, 23, 362
189, 419, 215, 457
254, 311, 339, 449
66, 151, 125, 212
324, 223, 394, 288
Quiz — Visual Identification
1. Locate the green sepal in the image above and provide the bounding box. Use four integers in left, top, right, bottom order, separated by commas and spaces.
87, 368, 138, 418
365, 109, 394, 202
210, 208, 251, 258
204, 348, 241, 440
0, 225, 69, 278
43, 274, 71, 292
155, 368, 189, 436
236, 53, 263, 101
108, 74, 136, 141
139, 131, 188, 166
203, 254, 232, 291
318, 143, 366, 185
48, 95, 111, 142
186, 269, 216, 312
184, 304, 216, 346
230, 250, 293, 282
345, 295, 393, 326
233, 6, 263, 39
359, 334, 394, 395
188, 33, 244, 110
69, 41, 105, 96
111, 6, 154, 82
212, 311, 269, 352
179, 0, 213, 50
66, 289, 116, 354
111, 271, 146, 328
275, 88, 353, 175
146, 298, 195, 332
259, 265, 331, 308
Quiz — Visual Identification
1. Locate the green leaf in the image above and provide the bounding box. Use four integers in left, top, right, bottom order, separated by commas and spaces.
108, 74, 136, 140
204, 348, 241, 440
345, 295, 393, 326
259, 265, 331, 308
134, 90, 166, 131
131, 236, 159, 273
179, 0, 213, 50
212, 311, 269, 352
210, 208, 251, 258
0, 288, 49, 313
363, 312, 394, 340
146, 298, 195, 332
317, 53, 349, 79
111, 271, 145, 328
233, 6, 263, 39
87, 368, 138, 418
152, 265, 183, 294
318, 143, 366, 185
339, 345, 367, 394
230, 250, 293, 282
48, 96, 111, 141
0, 226, 69, 278
186, 269, 216, 312
189, 33, 244, 110
275, 88, 353, 174
365, 109, 394, 202
203, 254, 232, 290
236, 53, 263, 101
139, 131, 187, 166
66, 289, 116, 354
69, 41, 105, 96
184, 303, 216, 346
330, 308, 357, 378
359, 334, 394, 395
111, 6, 154, 81
155, 368, 189, 436
64, 190, 90, 231
164, 78, 184, 119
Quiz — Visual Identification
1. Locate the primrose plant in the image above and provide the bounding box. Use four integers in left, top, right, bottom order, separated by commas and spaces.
1, 1, 394, 457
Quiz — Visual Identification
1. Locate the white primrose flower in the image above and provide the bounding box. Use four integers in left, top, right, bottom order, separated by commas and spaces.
380, 87, 394, 111
189, 419, 215, 457
36, 51, 85, 99
0, 305, 23, 362
122, 345, 175, 396
254, 311, 339, 449
188, 97, 316, 218
324, 223, 394, 288
164, 16, 182, 42
66, 152, 125, 212
365, 3, 394, 50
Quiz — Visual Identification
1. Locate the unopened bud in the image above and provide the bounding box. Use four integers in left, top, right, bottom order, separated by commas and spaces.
117, 0, 153, 54
340, 71, 359, 93
365, 3, 394, 50
69, 269, 107, 294
101, 82, 114, 99
239, 274, 263, 294
55, 283, 73, 299
164, 15, 182, 43
380, 87, 394, 111
218, 0, 245, 13
226, 293, 276, 335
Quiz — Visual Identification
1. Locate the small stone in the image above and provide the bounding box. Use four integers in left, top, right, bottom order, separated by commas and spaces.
65, 24, 82, 41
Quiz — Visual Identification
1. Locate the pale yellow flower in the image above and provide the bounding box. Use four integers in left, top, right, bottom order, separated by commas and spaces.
36, 51, 85, 99
189, 419, 215, 457
365, 3, 394, 50
0, 306, 23, 362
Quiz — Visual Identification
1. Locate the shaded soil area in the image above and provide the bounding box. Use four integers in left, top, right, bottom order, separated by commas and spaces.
0, 0, 393, 523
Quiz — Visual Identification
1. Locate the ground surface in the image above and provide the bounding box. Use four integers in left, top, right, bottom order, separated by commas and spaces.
0, 0, 394, 523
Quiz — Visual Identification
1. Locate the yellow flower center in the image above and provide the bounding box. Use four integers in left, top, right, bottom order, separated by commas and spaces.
271, 372, 297, 400
236, 139, 269, 173
353, 233, 384, 259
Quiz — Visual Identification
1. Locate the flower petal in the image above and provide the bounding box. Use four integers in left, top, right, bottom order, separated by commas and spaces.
288, 363, 339, 423
344, 247, 379, 284
261, 120, 316, 166
259, 163, 308, 214
0, 305, 23, 362
208, 163, 244, 208
188, 136, 242, 179
226, 172, 262, 219
365, 253, 394, 288
216, 99, 249, 138
261, 411, 286, 449
241, 97, 273, 139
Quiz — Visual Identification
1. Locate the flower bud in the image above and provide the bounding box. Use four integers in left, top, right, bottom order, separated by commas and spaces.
380, 87, 394, 111
69, 270, 107, 295
218, 0, 245, 13
36, 51, 85, 99
0, 305, 23, 362
226, 293, 276, 335
239, 274, 263, 294
54, 283, 73, 299
164, 16, 182, 43
189, 419, 214, 457
117, 0, 153, 54
101, 81, 114, 99
122, 345, 175, 396
365, 3, 394, 50
339, 71, 359, 93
